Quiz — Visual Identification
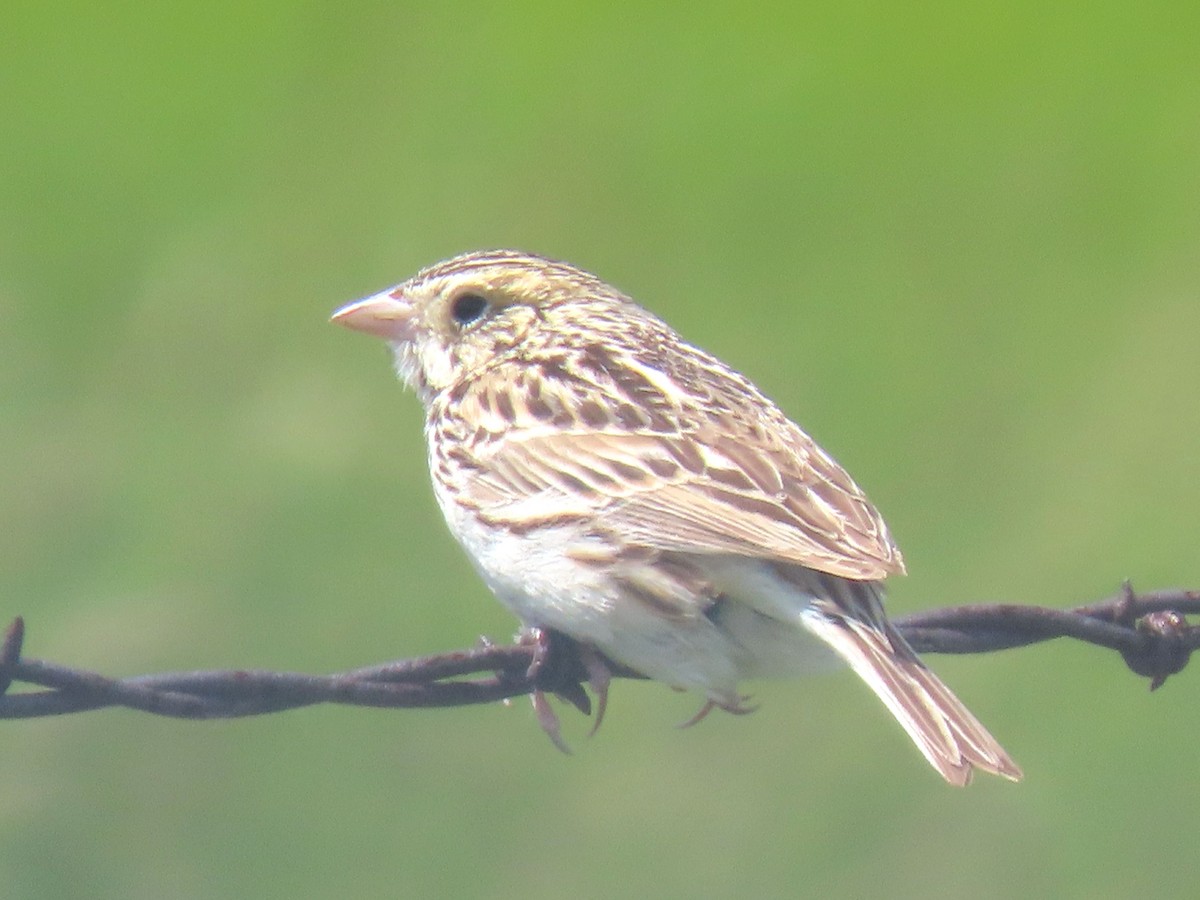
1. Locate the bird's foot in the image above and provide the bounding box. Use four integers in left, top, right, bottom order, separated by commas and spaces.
677, 694, 758, 729
518, 627, 612, 751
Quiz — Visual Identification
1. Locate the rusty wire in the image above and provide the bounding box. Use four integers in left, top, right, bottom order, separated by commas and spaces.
1, 583, 1196, 723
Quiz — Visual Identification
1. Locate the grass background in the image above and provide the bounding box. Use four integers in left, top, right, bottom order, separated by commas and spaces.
2, 2, 1199, 897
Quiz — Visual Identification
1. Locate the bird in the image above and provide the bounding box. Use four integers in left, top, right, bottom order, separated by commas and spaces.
331, 249, 1022, 785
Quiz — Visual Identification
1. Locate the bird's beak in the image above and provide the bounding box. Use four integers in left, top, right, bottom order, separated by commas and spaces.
330, 289, 416, 341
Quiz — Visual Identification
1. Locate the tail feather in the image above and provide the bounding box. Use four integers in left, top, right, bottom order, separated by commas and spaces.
800, 592, 1022, 786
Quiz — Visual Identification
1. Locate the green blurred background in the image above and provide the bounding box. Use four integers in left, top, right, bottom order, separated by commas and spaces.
2, 2, 1198, 897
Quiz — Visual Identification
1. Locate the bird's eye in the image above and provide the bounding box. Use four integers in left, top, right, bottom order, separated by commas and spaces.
450, 293, 489, 326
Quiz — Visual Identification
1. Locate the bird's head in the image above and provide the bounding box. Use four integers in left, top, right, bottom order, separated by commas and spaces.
332, 250, 628, 402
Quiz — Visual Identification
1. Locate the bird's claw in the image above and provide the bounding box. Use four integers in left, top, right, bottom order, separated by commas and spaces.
531, 689, 572, 754
677, 694, 757, 729
579, 645, 612, 738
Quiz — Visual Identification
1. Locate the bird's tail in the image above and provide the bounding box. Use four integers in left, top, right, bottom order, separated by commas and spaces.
798, 579, 1022, 786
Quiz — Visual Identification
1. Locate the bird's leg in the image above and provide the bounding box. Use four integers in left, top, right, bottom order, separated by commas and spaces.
522, 625, 552, 680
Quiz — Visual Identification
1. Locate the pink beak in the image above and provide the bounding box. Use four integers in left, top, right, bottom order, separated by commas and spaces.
330, 289, 416, 341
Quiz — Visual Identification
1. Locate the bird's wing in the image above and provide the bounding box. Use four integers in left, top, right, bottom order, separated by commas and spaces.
444, 361, 904, 581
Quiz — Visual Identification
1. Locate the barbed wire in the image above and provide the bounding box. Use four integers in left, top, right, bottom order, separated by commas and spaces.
1, 583, 1196, 726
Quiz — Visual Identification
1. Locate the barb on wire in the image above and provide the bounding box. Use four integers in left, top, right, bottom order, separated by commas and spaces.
1, 583, 1196, 724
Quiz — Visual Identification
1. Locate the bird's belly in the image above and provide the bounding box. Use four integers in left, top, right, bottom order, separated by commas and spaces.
437, 500, 745, 695
438, 495, 842, 696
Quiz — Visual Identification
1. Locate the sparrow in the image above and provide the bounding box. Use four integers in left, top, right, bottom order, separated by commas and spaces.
332, 249, 1021, 785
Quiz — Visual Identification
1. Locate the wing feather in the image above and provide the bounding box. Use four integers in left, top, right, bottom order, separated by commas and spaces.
437, 333, 905, 581
460, 427, 903, 580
